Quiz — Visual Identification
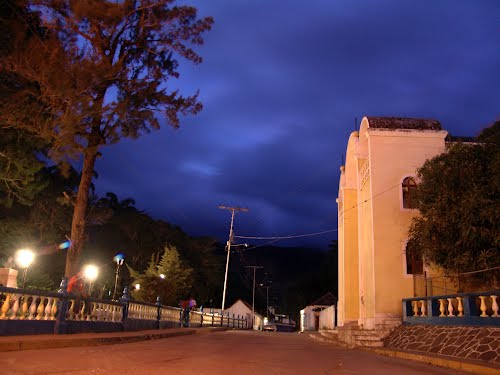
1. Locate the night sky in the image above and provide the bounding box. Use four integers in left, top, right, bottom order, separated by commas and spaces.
94, 0, 499, 249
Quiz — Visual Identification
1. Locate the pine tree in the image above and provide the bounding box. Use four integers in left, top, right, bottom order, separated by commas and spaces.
127, 244, 193, 305
0, 1, 213, 277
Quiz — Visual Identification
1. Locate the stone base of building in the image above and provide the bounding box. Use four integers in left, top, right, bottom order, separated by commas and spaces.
384, 325, 500, 365
337, 318, 402, 348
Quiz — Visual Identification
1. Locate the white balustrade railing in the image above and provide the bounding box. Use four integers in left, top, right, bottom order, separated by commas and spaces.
1, 286, 249, 334
128, 302, 157, 320
404, 291, 499, 324
64, 297, 123, 322
160, 306, 182, 322
189, 311, 203, 326
0, 291, 59, 320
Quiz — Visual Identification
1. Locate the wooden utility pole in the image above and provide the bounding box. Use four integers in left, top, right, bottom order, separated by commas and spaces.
218, 205, 248, 310
246, 265, 263, 330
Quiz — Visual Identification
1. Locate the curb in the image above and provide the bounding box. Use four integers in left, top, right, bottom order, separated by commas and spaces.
307, 333, 348, 348
359, 347, 500, 375
0, 327, 229, 352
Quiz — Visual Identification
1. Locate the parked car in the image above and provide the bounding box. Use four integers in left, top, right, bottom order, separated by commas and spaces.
263, 314, 295, 332
263, 317, 277, 331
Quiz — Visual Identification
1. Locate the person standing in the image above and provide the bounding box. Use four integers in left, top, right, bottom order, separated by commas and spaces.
67, 271, 89, 316
188, 296, 197, 311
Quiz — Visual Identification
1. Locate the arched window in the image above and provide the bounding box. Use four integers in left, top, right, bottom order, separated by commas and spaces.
405, 242, 423, 275
402, 177, 417, 209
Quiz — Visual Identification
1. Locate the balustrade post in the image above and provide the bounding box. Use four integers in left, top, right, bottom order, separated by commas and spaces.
427, 298, 439, 318
156, 296, 161, 329
479, 296, 488, 317
491, 295, 499, 317
54, 278, 69, 334
402, 300, 412, 320
456, 297, 464, 317
462, 295, 478, 318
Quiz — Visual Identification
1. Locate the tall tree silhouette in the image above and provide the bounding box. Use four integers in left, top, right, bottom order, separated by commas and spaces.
1, 1, 213, 277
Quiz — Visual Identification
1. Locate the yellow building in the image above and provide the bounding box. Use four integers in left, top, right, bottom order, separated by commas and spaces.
337, 117, 448, 330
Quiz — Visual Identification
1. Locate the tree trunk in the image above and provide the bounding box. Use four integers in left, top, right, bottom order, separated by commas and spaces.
65, 145, 99, 278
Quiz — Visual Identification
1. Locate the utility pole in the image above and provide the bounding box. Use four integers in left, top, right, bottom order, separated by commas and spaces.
265, 285, 270, 319
259, 283, 272, 319
219, 205, 248, 311
246, 265, 263, 330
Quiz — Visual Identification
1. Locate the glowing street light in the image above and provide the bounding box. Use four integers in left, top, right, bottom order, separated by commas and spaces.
83, 264, 99, 296
112, 253, 125, 301
15, 249, 35, 289
159, 274, 165, 279
135, 283, 140, 290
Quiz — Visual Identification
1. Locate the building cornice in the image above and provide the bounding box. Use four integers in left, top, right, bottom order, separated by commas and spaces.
367, 129, 448, 139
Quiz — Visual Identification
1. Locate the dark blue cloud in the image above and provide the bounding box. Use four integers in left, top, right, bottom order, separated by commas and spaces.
94, 0, 500, 249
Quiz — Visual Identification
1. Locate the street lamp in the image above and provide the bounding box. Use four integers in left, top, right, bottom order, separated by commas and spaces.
159, 274, 165, 279
112, 253, 125, 300
83, 264, 99, 297
15, 249, 35, 289
135, 283, 140, 290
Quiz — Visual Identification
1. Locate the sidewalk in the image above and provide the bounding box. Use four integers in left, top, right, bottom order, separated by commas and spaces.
0, 327, 229, 352
359, 346, 500, 375
308, 332, 499, 375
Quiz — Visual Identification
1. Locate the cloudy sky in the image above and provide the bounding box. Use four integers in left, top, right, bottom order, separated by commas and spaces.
94, 0, 499, 249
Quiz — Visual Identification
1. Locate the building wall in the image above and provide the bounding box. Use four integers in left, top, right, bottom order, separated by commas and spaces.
337, 117, 449, 328
337, 132, 361, 326
300, 306, 317, 331
319, 306, 336, 330
226, 300, 262, 330
368, 128, 447, 321
358, 157, 375, 327
300, 305, 334, 331
342, 188, 359, 324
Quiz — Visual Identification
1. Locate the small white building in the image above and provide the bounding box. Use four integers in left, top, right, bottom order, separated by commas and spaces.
300, 292, 337, 332
226, 299, 264, 330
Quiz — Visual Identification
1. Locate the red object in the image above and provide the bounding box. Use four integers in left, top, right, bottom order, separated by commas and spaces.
68, 273, 85, 294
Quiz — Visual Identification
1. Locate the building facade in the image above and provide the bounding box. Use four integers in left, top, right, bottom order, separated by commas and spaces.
337, 117, 448, 329
226, 299, 263, 330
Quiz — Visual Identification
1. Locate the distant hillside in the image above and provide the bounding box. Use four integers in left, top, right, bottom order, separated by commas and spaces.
221, 244, 338, 320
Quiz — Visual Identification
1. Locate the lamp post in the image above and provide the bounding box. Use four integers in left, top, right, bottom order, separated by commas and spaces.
83, 264, 98, 297
15, 249, 35, 289
112, 254, 125, 301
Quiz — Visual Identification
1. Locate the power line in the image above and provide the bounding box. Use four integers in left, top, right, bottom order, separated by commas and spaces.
235, 228, 337, 240
234, 182, 402, 243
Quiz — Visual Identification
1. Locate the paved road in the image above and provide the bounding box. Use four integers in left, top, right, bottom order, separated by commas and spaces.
0, 330, 467, 375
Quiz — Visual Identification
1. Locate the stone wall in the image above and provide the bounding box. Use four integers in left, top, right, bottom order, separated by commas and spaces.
384, 325, 500, 364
